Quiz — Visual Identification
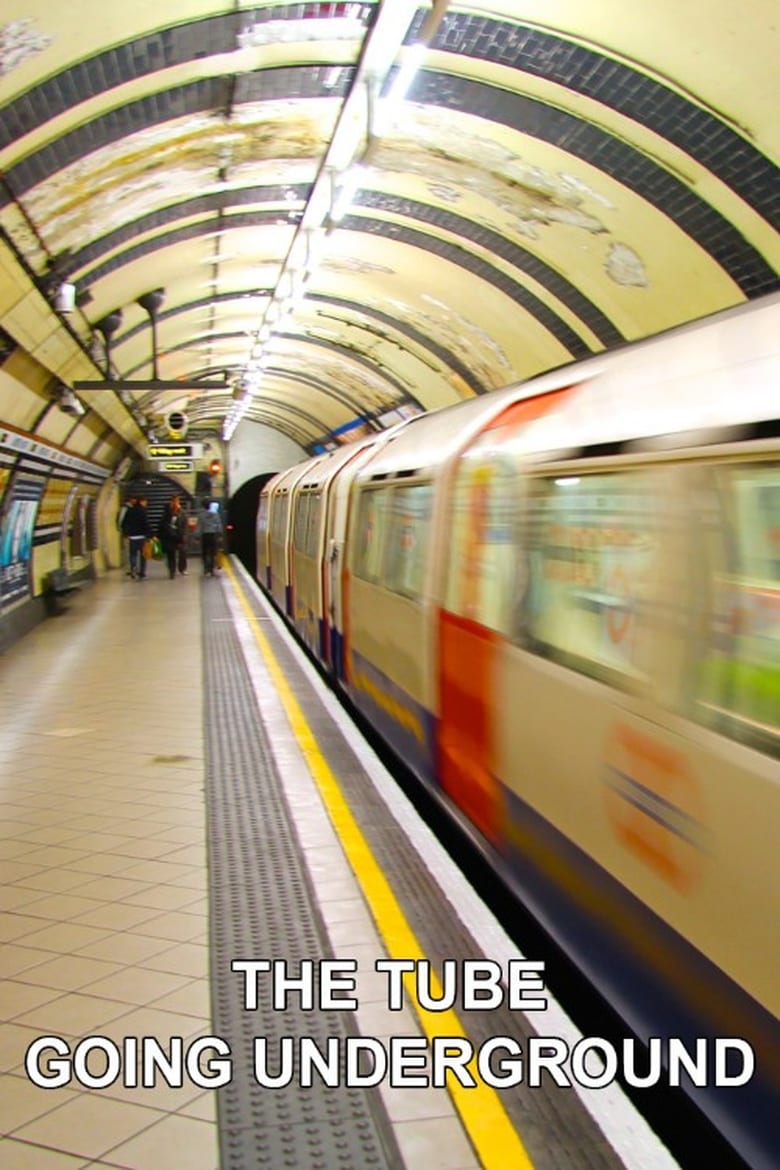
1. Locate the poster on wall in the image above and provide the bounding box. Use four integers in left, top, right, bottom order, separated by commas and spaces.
0, 475, 45, 610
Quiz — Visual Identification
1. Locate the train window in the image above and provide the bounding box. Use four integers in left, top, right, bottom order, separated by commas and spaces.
691, 462, 779, 757
305, 493, 322, 557
446, 456, 517, 633
271, 495, 289, 544
293, 493, 310, 552
352, 487, 391, 582
257, 495, 269, 537
523, 472, 659, 684
385, 483, 433, 600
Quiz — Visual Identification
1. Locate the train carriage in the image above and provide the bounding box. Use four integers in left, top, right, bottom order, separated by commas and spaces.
343, 391, 526, 779
255, 292, 780, 1170
284, 417, 436, 678
435, 300, 779, 1167
288, 439, 378, 662
263, 459, 318, 616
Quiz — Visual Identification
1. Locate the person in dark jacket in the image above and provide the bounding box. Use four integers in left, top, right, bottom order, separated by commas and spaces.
121, 497, 150, 580
158, 495, 188, 580
117, 495, 136, 574
197, 499, 224, 576
178, 501, 191, 575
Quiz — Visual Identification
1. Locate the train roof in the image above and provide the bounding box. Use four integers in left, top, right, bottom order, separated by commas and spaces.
505, 292, 779, 461
264, 457, 320, 496
292, 417, 416, 491
350, 374, 578, 483
351, 293, 779, 478
262, 292, 778, 490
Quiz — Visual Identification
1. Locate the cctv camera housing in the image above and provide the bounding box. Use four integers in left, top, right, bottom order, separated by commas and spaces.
59, 387, 85, 417
55, 283, 76, 313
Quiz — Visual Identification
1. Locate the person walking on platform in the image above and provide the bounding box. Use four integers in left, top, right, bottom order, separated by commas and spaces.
177, 501, 191, 576
197, 499, 223, 576
117, 495, 136, 574
158, 495, 188, 580
121, 496, 150, 580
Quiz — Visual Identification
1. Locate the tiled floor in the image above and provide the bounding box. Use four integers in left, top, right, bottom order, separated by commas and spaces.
0, 570, 218, 1169
2, 565, 486, 1170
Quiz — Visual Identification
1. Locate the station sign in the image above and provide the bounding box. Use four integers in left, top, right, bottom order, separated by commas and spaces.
148, 443, 193, 459
158, 460, 194, 473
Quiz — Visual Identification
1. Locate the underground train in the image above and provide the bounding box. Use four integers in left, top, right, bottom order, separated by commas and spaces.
256, 293, 779, 1169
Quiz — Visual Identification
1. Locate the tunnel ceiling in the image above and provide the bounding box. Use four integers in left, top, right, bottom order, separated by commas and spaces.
0, 1, 778, 456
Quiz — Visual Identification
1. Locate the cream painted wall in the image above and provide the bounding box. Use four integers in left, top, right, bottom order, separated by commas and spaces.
228, 421, 306, 494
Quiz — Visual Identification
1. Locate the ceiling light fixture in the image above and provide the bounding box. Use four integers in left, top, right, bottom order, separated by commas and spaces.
372, 42, 427, 137
136, 289, 166, 381
94, 310, 123, 378
225, 0, 449, 442
330, 165, 367, 224
237, 13, 367, 51
323, 65, 344, 90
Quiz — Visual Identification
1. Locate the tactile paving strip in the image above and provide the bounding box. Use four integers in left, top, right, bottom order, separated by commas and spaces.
237, 578, 628, 1170
201, 584, 405, 1170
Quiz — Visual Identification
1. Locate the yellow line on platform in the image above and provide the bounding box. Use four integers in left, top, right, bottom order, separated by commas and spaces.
227, 563, 535, 1170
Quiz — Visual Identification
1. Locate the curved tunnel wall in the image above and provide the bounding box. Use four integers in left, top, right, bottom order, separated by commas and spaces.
1, 3, 777, 652
0, 338, 135, 650
0, 347, 308, 651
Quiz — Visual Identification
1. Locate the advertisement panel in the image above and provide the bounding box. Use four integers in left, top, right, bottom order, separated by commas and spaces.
0, 475, 45, 609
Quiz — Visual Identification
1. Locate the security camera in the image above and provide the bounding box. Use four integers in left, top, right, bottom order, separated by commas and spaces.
55, 282, 76, 313
59, 387, 85, 417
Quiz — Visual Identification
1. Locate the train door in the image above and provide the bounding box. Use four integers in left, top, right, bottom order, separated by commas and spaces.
325, 525, 343, 671
268, 487, 290, 612
437, 460, 508, 840
267, 462, 308, 617
289, 455, 326, 630
437, 391, 571, 841
493, 455, 780, 1135
256, 488, 272, 587
508, 462, 691, 886
323, 442, 379, 680
596, 456, 779, 908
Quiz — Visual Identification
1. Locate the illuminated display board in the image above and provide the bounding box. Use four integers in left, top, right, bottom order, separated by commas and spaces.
148, 443, 193, 458
159, 460, 194, 473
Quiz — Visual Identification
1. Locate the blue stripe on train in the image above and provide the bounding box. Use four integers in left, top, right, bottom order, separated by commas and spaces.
347, 649, 435, 783
330, 627, 345, 682
333, 644, 777, 1168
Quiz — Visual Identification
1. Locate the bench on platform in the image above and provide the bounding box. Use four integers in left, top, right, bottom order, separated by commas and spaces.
45, 568, 81, 615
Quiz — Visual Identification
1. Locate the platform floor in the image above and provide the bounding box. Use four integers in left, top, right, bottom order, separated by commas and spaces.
0, 560, 679, 1170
